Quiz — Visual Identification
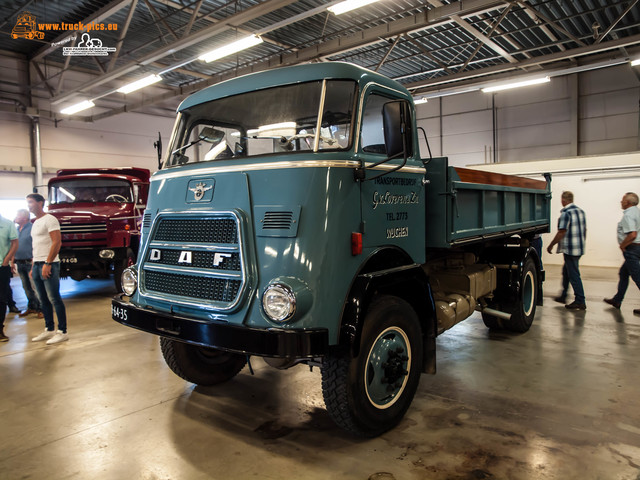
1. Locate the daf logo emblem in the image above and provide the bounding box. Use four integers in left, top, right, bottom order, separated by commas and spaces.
149, 248, 231, 268
188, 182, 213, 201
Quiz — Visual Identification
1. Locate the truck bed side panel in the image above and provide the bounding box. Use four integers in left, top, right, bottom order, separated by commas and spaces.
425, 157, 551, 249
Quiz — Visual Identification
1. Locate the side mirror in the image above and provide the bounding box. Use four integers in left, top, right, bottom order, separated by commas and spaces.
199, 127, 225, 144
382, 100, 412, 158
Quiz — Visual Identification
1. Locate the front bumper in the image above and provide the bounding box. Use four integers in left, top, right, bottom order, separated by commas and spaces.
111, 296, 328, 358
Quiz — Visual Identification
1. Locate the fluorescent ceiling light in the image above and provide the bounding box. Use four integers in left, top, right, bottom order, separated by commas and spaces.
116, 74, 162, 94
631, 58, 640, 67
328, 0, 381, 15
413, 97, 428, 105
60, 100, 95, 115
482, 76, 550, 93
198, 35, 263, 63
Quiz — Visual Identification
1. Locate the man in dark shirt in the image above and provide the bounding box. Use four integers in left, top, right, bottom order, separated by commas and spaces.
11, 209, 41, 317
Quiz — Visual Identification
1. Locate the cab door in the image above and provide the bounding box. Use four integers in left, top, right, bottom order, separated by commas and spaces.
357, 86, 427, 264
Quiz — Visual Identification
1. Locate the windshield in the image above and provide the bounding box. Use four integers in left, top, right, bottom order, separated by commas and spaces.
49, 179, 133, 204
163, 80, 357, 167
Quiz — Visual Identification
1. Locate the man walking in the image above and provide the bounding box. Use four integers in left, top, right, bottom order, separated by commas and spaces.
547, 191, 587, 310
27, 193, 68, 345
0, 212, 19, 342
11, 209, 42, 318
604, 192, 640, 315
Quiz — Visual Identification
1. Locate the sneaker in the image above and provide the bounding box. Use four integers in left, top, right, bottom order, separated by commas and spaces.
32, 329, 55, 342
46, 331, 68, 345
8, 305, 20, 314
565, 302, 587, 311
553, 296, 567, 305
0, 329, 8, 342
19, 309, 37, 317
604, 298, 621, 309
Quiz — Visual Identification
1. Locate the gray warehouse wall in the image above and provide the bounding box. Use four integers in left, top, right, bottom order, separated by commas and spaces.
416, 63, 640, 165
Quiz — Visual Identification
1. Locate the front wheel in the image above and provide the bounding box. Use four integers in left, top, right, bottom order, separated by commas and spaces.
160, 338, 246, 386
321, 295, 423, 437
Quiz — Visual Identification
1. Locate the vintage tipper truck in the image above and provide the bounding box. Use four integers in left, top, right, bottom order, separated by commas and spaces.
47, 168, 150, 291
111, 62, 551, 436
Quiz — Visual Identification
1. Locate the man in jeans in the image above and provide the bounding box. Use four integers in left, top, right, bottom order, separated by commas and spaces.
0, 213, 19, 342
27, 193, 68, 345
11, 209, 42, 318
605, 192, 640, 315
547, 191, 587, 310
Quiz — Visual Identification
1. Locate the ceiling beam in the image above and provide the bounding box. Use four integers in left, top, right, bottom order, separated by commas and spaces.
107, 0, 138, 72
85, 0, 512, 121
407, 32, 640, 91
50, 0, 299, 105
31, 0, 134, 62
518, 1, 587, 47
595, 0, 638, 44
460, 3, 514, 71
427, 0, 517, 64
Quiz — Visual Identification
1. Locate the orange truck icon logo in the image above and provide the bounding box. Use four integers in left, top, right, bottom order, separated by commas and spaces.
12, 11, 45, 40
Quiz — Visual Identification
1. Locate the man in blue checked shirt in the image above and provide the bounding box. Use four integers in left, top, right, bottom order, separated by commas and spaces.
604, 192, 640, 316
547, 191, 587, 310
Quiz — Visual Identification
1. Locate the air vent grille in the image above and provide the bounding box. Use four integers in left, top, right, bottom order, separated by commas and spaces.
262, 211, 294, 230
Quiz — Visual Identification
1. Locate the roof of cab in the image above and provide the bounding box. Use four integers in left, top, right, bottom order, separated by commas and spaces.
178, 61, 411, 112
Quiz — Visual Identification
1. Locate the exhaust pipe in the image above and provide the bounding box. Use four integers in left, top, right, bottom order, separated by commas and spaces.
481, 307, 512, 321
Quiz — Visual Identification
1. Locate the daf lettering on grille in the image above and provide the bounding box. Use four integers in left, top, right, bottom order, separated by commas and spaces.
213, 252, 231, 267
150, 248, 161, 260
178, 251, 192, 264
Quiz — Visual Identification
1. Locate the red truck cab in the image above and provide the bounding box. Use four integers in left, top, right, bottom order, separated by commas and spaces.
47, 168, 150, 291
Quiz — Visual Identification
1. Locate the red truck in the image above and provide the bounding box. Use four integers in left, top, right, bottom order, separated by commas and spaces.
46, 168, 150, 291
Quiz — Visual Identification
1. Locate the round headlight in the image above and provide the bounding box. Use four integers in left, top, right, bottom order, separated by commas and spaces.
121, 267, 137, 296
262, 283, 296, 322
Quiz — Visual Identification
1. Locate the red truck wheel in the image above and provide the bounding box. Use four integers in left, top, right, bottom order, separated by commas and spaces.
160, 337, 246, 386
321, 295, 422, 436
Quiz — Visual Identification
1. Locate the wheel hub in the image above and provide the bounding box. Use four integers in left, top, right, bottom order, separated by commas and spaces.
364, 327, 411, 409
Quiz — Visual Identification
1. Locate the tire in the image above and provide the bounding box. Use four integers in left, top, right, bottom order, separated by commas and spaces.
160, 337, 247, 386
482, 256, 538, 333
321, 295, 423, 437
114, 248, 136, 293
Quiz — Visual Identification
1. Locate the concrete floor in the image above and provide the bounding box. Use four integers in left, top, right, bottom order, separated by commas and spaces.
1, 265, 640, 480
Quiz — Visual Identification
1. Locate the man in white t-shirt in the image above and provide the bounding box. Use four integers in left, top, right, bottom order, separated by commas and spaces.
27, 193, 68, 345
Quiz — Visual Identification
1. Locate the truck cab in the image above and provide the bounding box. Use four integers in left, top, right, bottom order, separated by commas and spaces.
112, 63, 550, 436
47, 168, 150, 291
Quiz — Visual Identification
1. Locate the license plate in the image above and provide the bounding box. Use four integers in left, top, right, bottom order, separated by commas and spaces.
61, 257, 78, 264
112, 304, 129, 322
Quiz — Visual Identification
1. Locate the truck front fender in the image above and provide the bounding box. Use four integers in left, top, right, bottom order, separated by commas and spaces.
340, 262, 437, 374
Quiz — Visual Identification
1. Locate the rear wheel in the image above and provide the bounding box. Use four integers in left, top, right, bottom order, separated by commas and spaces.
160, 337, 247, 386
482, 256, 538, 332
321, 295, 423, 437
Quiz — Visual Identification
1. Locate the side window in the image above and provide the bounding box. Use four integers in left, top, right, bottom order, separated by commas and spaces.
360, 94, 390, 155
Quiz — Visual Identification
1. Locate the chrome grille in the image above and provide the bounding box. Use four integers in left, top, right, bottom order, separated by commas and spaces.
144, 270, 241, 303
60, 223, 107, 234
141, 213, 245, 310
154, 218, 237, 243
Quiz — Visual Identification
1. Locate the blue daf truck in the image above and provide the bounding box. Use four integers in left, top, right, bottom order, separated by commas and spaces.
112, 62, 551, 436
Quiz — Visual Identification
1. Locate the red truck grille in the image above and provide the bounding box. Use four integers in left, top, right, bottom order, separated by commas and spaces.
60, 223, 107, 234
